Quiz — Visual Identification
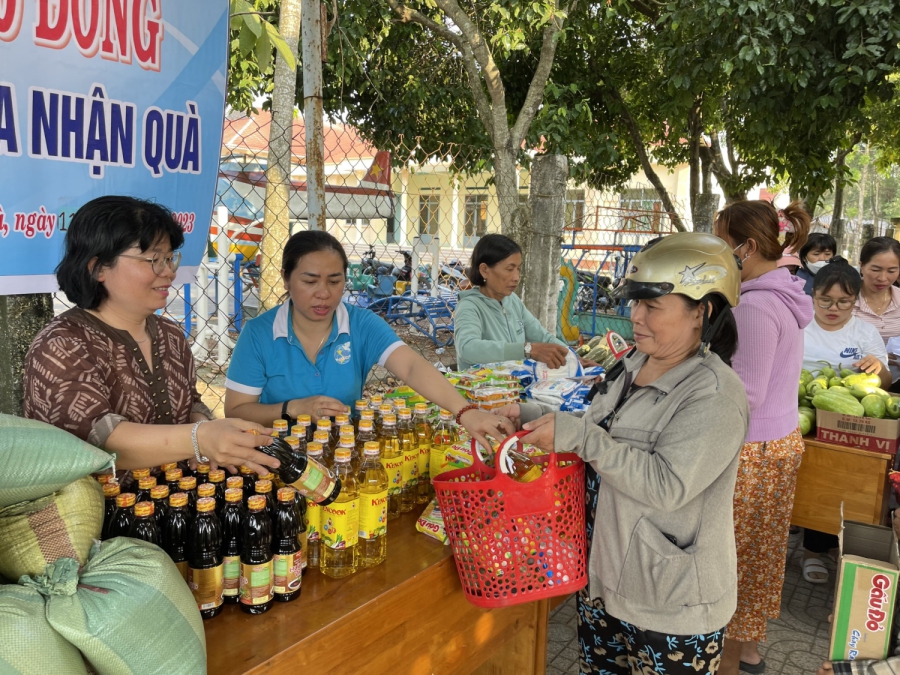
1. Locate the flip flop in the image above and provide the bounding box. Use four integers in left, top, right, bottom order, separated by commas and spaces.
802, 557, 829, 584
740, 659, 766, 674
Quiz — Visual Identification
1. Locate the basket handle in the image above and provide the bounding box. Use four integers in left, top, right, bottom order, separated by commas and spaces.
468, 429, 559, 479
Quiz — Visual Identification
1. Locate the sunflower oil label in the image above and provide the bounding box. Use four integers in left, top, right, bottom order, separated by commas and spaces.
188, 565, 224, 610
222, 555, 240, 596
306, 500, 321, 542
417, 442, 431, 477
359, 490, 388, 539
240, 561, 273, 605
321, 499, 359, 549
273, 553, 302, 594
402, 448, 419, 488
380, 457, 403, 496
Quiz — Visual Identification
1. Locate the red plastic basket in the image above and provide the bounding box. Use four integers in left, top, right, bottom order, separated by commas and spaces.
433, 432, 588, 608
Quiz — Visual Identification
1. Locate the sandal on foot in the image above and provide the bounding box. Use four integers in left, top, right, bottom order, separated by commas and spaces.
802, 557, 829, 584
740, 659, 766, 674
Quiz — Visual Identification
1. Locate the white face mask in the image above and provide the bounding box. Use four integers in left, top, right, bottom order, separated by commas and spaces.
807, 260, 829, 275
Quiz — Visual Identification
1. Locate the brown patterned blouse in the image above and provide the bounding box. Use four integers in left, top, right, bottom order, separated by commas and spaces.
23, 308, 213, 449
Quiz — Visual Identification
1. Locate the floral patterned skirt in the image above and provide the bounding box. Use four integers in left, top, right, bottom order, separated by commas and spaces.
576, 465, 726, 674
725, 429, 805, 643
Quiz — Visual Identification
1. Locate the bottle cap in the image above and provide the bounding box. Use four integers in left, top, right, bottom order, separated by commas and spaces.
116, 493, 136, 508
134, 501, 154, 517
277, 487, 295, 503
258, 472, 275, 482
313, 430, 329, 444
355, 399, 368, 410
255, 479, 273, 494
370, 393, 383, 402
363, 441, 380, 456
339, 434, 355, 447
439, 409, 453, 419
383, 413, 397, 425
285, 435, 300, 449
225, 487, 242, 503
361, 410, 375, 421
297, 414, 311, 424
159, 462, 177, 472
131, 468, 151, 479
165, 468, 183, 482
247, 495, 267, 512
239, 466, 256, 476
138, 476, 157, 490
150, 485, 169, 500
95, 473, 113, 485
399, 408, 412, 419
209, 469, 225, 483
273, 419, 288, 431
335, 414, 350, 425
392, 399, 407, 409
307, 442, 323, 457
317, 419, 332, 429
415, 402, 429, 413
103, 482, 121, 497
169, 492, 188, 508
379, 404, 393, 414
197, 483, 215, 498
226, 476, 243, 490
196, 463, 210, 475
178, 476, 197, 490
340, 424, 354, 435
196, 497, 216, 513
359, 420, 373, 432
334, 448, 351, 463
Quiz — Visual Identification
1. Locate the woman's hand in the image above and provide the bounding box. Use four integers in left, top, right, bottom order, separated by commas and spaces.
196, 419, 282, 476
459, 408, 515, 453
289, 395, 349, 422
579, 357, 600, 368
529, 342, 569, 369
521, 413, 555, 452
492, 403, 521, 430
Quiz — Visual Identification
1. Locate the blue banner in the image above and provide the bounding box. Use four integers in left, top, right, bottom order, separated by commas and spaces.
0, 0, 228, 294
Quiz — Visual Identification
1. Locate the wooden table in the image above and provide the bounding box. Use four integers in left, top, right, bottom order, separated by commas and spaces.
205, 510, 550, 674
791, 437, 893, 535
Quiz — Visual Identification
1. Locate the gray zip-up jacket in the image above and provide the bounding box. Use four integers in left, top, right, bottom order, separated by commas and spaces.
520, 349, 749, 635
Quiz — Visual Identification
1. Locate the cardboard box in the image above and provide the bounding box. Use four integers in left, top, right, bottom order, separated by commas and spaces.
816, 410, 900, 454
830, 517, 900, 661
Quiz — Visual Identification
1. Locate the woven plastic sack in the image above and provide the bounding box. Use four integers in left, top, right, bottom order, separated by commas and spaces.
0, 476, 103, 580
0, 415, 114, 508
0, 584, 88, 675
20, 539, 206, 675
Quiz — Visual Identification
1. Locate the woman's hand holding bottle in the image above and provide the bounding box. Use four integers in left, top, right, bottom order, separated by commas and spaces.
196, 419, 281, 476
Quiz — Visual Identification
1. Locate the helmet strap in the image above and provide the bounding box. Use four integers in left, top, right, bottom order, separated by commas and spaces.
698, 297, 728, 357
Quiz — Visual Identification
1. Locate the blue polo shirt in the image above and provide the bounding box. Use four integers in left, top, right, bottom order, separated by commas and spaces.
225, 301, 404, 408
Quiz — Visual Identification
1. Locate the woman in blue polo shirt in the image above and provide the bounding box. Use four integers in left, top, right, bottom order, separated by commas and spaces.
224, 230, 512, 447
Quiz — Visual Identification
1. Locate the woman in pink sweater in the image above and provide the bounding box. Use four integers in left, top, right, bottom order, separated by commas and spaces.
715, 200, 813, 675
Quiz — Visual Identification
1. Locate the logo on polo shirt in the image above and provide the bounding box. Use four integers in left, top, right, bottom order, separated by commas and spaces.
335, 341, 352, 364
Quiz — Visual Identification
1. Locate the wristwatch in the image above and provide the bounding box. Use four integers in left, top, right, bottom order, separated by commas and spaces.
524, 342, 532, 357
281, 400, 295, 427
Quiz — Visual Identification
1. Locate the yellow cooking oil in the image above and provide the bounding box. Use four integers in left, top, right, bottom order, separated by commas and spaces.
414, 403, 433, 503
430, 409, 459, 483
319, 448, 359, 579
397, 408, 418, 513
356, 441, 388, 568
379, 413, 403, 520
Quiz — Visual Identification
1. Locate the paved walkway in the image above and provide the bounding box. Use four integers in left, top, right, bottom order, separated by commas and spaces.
547, 528, 834, 674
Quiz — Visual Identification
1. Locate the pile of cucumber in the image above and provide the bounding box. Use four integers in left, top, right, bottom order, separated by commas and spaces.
798, 361, 900, 435
575, 334, 621, 371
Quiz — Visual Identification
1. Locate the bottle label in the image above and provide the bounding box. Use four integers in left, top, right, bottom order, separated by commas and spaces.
240, 561, 273, 605
402, 448, 419, 488
380, 457, 403, 496
299, 530, 308, 569
290, 460, 338, 504
306, 501, 321, 542
175, 560, 188, 582
321, 499, 359, 549
417, 442, 431, 477
359, 490, 388, 539
273, 553, 302, 593
223, 555, 240, 596
188, 565, 224, 611
430, 446, 447, 480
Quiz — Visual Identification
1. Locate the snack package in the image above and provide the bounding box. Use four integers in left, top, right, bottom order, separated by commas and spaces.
416, 499, 449, 544
528, 349, 583, 382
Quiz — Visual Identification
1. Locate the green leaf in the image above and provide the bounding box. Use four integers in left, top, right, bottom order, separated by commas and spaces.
239, 22, 257, 57
255, 26, 272, 72
265, 20, 297, 71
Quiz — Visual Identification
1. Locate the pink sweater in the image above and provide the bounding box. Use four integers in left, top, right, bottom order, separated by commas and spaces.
732, 268, 813, 443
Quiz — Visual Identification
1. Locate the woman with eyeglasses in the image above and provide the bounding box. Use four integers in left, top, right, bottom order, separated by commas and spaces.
23, 196, 280, 480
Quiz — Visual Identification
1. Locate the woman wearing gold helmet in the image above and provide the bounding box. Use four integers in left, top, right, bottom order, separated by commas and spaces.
494, 232, 749, 675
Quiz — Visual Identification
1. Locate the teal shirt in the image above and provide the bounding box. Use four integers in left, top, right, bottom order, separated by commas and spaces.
454, 289, 567, 370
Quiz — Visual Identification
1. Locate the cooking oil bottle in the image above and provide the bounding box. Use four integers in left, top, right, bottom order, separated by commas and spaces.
431, 409, 459, 483
294, 414, 313, 443
369, 393, 384, 411
414, 403, 434, 503
188, 497, 224, 620
240, 495, 274, 615
397, 408, 418, 513
316, 419, 335, 457
320, 448, 359, 579
500, 444, 543, 483
376, 403, 393, 436
338, 432, 360, 474
379, 413, 403, 520
304, 442, 324, 568
352, 399, 368, 430
356, 418, 377, 458
313, 429, 333, 467
357, 441, 388, 568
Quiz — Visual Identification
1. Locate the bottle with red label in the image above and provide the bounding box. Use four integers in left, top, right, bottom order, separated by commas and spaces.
240, 495, 274, 615
221, 487, 243, 604
188, 496, 224, 620
272, 488, 302, 602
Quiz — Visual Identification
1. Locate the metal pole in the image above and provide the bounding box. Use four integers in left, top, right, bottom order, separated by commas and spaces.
302, 0, 326, 230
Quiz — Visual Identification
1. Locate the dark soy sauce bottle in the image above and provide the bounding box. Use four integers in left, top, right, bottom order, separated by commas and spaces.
240, 495, 273, 615
272, 488, 302, 603
188, 497, 224, 620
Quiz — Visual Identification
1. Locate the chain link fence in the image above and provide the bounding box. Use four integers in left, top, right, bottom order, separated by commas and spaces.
52, 111, 688, 417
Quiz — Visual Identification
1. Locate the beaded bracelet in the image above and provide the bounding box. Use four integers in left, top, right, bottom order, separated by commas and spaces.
191, 420, 209, 463
455, 404, 479, 425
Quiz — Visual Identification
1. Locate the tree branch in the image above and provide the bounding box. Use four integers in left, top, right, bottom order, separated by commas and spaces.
624, 0, 660, 20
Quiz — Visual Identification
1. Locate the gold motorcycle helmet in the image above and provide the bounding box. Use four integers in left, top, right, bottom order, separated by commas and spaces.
611, 232, 741, 308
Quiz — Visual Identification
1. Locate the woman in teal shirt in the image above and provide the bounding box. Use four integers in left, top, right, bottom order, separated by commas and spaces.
455, 234, 571, 370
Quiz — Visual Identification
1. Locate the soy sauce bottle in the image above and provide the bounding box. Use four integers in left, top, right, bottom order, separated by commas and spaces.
240, 495, 273, 615
134, 476, 157, 504
150, 485, 170, 532
256, 438, 341, 506
255, 479, 276, 520
101, 482, 121, 541
179, 476, 198, 511
165, 468, 184, 494
188, 497, 224, 620
163, 492, 191, 581
221, 487, 244, 605
272, 488, 302, 603
208, 469, 227, 515
128, 501, 160, 544
239, 466, 258, 504
109, 493, 136, 538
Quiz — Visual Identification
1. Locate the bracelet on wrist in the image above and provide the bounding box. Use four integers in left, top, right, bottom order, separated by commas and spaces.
191, 420, 209, 463
455, 404, 479, 425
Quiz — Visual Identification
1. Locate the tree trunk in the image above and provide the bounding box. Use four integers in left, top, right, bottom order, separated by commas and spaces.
858, 145, 869, 247
259, 0, 302, 311
832, 160, 846, 253
691, 194, 720, 234
494, 145, 520, 236
522, 154, 567, 328
0, 294, 54, 415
